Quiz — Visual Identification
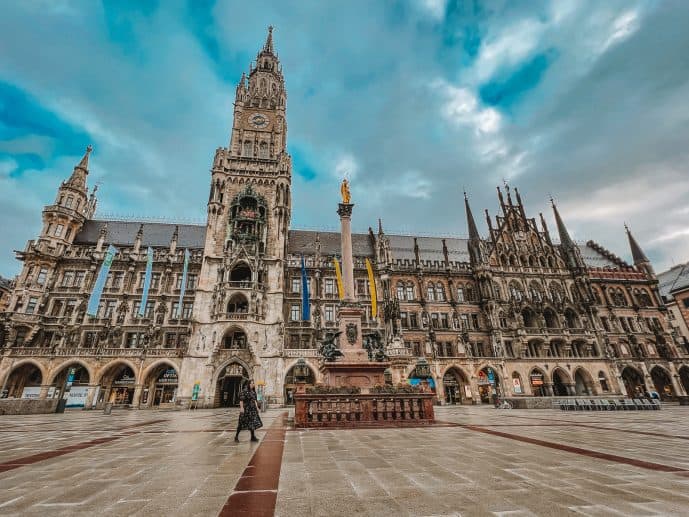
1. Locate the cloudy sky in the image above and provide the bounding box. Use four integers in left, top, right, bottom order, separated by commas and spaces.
1, 0, 688, 277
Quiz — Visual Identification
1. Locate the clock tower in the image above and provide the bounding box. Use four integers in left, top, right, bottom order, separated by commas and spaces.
183, 27, 292, 405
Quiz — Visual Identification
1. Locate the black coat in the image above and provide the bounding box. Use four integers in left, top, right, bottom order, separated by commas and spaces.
237, 388, 263, 431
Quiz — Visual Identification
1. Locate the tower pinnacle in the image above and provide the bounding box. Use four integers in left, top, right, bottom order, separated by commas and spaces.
264, 25, 274, 54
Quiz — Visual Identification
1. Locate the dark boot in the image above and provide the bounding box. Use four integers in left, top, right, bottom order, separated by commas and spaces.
234, 433, 239, 442
250, 431, 258, 442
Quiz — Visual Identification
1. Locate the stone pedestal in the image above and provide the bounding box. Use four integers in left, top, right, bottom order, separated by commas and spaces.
319, 361, 391, 391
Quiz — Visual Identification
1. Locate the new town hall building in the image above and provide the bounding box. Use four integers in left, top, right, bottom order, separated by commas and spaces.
1, 29, 688, 409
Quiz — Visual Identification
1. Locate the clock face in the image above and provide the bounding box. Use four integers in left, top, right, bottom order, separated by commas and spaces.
249, 113, 269, 129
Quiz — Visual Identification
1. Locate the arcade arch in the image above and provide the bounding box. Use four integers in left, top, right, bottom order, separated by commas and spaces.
680, 366, 689, 395
476, 366, 500, 404
141, 362, 179, 407
98, 362, 138, 406
283, 362, 316, 406
621, 366, 646, 397
442, 367, 470, 405
552, 368, 571, 396
650, 365, 675, 400
215, 362, 249, 407
4, 362, 43, 398
573, 368, 595, 395
50, 363, 91, 407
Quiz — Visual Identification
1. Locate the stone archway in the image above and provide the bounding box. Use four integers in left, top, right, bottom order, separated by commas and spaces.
4, 362, 43, 398
476, 366, 500, 404
442, 367, 470, 405
215, 362, 249, 407
98, 362, 138, 407
574, 368, 595, 395
621, 366, 646, 397
141, 362, 179, 407
284, 362, 316, 406
529, 367, 548, 396
650, 366, 675, 401
552, 368, 571, 396
50, 363, 92, 408
680, 366, 689, 395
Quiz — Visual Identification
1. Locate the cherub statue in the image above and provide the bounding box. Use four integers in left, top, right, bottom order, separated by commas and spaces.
319, 330, 344, 362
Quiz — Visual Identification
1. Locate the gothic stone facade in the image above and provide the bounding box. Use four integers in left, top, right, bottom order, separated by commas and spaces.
2, 29, 689, 408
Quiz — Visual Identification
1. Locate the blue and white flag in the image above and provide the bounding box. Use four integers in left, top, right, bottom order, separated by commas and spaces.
176, 248, 190, 318
301, 255, 310, 321
87, 244, 117, 316
138, 246, 154, 317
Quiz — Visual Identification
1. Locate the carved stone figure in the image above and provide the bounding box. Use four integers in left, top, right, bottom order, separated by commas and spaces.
346, 323, 357, 344
363, 330, 388, 362
318, 331, 344, 362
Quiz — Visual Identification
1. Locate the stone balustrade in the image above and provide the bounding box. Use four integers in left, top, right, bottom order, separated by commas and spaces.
294, 393, 435, 428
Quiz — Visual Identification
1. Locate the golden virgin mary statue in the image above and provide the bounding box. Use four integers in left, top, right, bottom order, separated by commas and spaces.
340, 178, 351, 204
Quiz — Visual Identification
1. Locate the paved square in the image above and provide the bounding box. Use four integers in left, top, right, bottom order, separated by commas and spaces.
1, 406, 689, 516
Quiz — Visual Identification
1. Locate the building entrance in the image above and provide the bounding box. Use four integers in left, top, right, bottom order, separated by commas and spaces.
216, 363, 248, 407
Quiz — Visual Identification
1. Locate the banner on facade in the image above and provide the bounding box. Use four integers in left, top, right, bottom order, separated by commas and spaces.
66, 386, 89, 408
333, 257, 344, 300
300, 255, 310, 321
365, 258, 377, 318
87, 244, 118, 316
176, 248, 190, 318
138, 246, 154, 317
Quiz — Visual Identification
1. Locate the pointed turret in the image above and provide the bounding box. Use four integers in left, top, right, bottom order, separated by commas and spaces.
625, 224, 654, 276
65, 145, 92, 192
464, 192, 480, 241
170, 225, 179, 254
551, 198, 583, 270
378, 218, 384, 236
539, 212, 552, 246
551, 198, 574, 249
263, 25, 274, 54
85, 184, 98, 218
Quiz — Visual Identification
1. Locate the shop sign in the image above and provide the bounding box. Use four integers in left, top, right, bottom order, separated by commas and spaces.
66, 386, 89, 408
487, 368, 495, 384
477, 371, 490, 385
464, 385, 473, 398
67, 367, 76, 388
512, 377, 523, 394
21, 387, 41, 399
157, 368, 178, 385
530, 373, 544, 386
114, 373, 135, 386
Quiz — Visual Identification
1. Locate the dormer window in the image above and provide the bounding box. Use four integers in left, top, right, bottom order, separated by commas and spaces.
65, 196, 73, 208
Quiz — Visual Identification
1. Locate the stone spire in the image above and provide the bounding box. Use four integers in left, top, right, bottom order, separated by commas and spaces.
464, 192, 480, 241
263, 25, 274, 54
625, 224, 654, 276
551, 198, 574, 249
539, 212, 552, 246
64, 145, 92, 192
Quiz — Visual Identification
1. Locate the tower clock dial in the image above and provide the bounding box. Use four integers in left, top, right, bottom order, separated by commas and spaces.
249, 113, 269, 129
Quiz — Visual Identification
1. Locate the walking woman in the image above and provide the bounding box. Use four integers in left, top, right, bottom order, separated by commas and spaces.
234, 379, 263, 442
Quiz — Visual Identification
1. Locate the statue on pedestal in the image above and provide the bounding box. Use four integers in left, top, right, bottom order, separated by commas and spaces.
363, 330, 388, 362
340, 178, 351, 204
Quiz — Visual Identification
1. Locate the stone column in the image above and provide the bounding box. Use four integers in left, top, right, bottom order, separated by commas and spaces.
131, 384, 143, 408
566, 383, 576, 396
337, 203, 355, 301
544, 382, 554, 396
39, 384, 51, 400
83, 384, 99, 409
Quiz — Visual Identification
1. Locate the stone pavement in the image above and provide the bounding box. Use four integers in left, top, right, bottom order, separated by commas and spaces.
1, 405, 689, 516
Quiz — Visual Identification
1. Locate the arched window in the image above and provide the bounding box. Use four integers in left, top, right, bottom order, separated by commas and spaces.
550, 282, 565, 303
543, 308, 558, 328
529, 281, 543, 302
227, 294, 249, 314
258, 141, 269, 159
492, 282, 502, 300
509, 281, 524, 302
243, 141, 253, 157
396, 282, 405, 300
466, 285, 475, 301
426, 283, 435, 302
612, 288, 627, 306
65, 196, 74, 208
456, 285, 465, 302
230, 263, 252, 286
564, 308, 579, 329
435, 283, 445, 301
405, 282, 414, 301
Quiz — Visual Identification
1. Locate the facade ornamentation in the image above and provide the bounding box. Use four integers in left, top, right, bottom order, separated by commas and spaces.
0, 29, 688, 408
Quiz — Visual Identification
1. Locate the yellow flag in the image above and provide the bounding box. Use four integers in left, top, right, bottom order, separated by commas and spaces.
365, 258, 377, 318
333, 258, 345, 300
